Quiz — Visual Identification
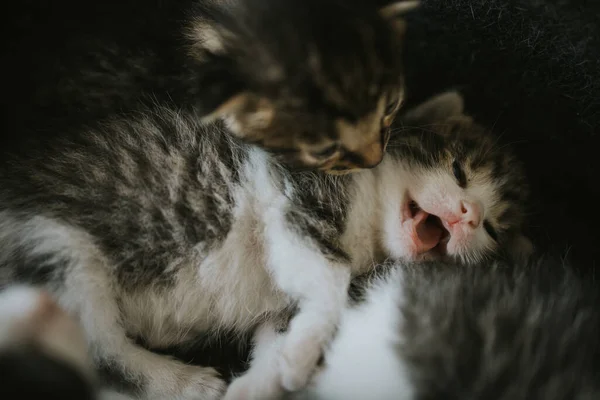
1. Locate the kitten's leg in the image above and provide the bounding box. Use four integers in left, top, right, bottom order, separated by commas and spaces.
223, 322, 286, 400
264, 214, 351, 391
274, 260, 349, 391
0, 213, 225, 400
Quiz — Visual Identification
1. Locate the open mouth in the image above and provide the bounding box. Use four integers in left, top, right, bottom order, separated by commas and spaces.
402, 196, 451, 257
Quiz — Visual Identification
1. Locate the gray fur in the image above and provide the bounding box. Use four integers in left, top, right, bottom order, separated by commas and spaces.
298, 258, 600, 400
398, 260, 600, 400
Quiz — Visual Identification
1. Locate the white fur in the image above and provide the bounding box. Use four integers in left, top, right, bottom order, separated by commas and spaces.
223, 322, 286, 400
229, 268, 415, 400
302, 268, 413, 400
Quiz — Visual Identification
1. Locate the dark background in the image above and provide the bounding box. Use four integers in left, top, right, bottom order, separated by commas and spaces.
3, 0, 600, 265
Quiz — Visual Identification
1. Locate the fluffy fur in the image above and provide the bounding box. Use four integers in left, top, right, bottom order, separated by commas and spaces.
0, 92, 527, 399
238, 258, 600, 400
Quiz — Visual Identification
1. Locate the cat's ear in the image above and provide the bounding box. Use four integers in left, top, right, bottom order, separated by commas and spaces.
379, 1, 420, 19
401, 91, 465, 126
194, 52, 250, 120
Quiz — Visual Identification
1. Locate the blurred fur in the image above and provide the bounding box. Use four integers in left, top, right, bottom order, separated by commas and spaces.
0, 286, 131, 400
277, 257, 600, 400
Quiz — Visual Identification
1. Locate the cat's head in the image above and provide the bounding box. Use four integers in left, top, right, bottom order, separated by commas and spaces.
185, 0, 418, 173
0, 286, 96, 399
379, 92, 531, 264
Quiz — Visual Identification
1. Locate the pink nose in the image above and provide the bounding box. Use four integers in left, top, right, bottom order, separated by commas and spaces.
460, 200, 482, 227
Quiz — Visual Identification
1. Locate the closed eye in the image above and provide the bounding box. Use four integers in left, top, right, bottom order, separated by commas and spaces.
311, 143, 339, 159
483, 220, 498, 242
385, 96, 401, 115
452, 160, 467, 188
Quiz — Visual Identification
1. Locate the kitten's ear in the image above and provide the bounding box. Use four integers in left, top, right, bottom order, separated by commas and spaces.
379, 1, 420, 19
401, 91, 465, 125
194, 53, 250, 120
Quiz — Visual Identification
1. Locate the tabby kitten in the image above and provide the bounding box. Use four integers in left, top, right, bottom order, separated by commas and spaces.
0, 92, 528, 400
186, 0, 418, 172
289, 257, 600, 400
19, 0, 417, 172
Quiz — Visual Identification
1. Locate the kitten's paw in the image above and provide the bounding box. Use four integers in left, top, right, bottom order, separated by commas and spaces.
223, 371, 284, 400
179, 367, 226, 400
146, 365, 225, 400
279, 337, 322, 392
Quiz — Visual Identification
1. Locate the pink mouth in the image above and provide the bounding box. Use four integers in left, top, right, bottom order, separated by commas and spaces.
402, 197, 450, 257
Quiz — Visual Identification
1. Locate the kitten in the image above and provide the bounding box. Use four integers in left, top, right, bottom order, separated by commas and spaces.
185, 0, 417, 172
284, 257, 600, 400
0, 286, 131, 400
16, 0, 418, 172
0, 91, 528, 399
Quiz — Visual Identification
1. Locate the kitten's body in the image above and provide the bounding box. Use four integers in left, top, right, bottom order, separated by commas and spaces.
0, 93, 527, 399
290, 258, 600, 400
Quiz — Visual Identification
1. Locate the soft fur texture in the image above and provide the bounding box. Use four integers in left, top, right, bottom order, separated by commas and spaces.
0, 92, 526, 399
257, 257, 599, 400
3, 0, 598, 395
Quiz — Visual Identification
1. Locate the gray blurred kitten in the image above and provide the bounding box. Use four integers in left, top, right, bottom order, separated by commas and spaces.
0, 92, 528, 399
289, 258, 599, 400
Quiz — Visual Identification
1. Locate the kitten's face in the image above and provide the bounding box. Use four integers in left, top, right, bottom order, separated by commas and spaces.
378, 93, 530, 264
225, 89, 404, 173
187, 0, 417, 173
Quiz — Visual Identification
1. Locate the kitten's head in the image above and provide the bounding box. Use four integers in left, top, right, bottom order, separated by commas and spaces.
379, 92, 531, 264
0, 287, 96, 399
186, 0, 418, 173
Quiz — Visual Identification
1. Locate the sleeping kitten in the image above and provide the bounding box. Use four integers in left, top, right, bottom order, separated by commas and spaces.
0, 286, 131, 400
187, 0, 424, 172
286, 257, 600, 400
18, 0, 417, 172
0, 91, 528, 400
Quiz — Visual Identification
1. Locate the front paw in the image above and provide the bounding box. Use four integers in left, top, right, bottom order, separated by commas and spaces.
223, 371, 284, 400
179, 366, 226, 400
279, 336, 323, 392
146, 365, 226, 400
